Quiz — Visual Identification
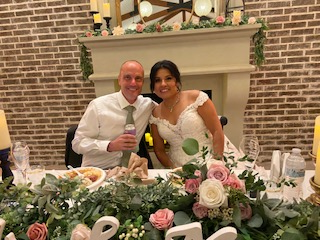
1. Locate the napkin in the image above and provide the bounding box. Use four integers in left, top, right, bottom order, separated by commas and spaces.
106, 152, 148, 180
269, 150, 281, 182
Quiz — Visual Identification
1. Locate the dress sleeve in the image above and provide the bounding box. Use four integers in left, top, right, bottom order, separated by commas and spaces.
193, 91, 209, 108
149, 114, 158, 125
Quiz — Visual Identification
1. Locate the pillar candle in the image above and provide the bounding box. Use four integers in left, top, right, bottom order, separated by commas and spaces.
93, 13, 102, 23
0, 110, 11, 150
103, 3, 111, 17
312, 116, 320, 155
145, 132, 150, 142
90, 0, 98, 12
149, 137, 153, 147
314, 142, 320, 185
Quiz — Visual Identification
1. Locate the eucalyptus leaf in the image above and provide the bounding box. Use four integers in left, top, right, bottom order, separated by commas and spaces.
282, 227, 307, 240
282, 208, 300, 218
173, 211, 191, 226
247, 214, 263, 228
130, 194, 142, 210
233, 205, 242, 227
182, 138, 199, 155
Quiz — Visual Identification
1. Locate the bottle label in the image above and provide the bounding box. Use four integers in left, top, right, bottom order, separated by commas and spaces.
285, 168, 305, 178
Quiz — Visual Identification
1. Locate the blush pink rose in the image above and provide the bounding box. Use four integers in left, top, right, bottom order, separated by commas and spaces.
194, 170, 202, 183
239, 203, 252, 220
225, 174, 246, 192
27, 222, 48, 240
185, 178, 200, 194
85, 31, 93, 37
136, 23, 145, 33
207, 163, 230, 184
216, 16, 225, 24
156, 23, 162, 32
101, 30, 109, 36
192, 202, 208, 219
149, 208, 174, 230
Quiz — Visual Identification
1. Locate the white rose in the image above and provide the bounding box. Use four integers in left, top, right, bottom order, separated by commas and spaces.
71, 224, 91, 240
198, 179, 227, 208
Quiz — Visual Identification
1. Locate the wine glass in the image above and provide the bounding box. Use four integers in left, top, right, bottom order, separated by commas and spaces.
11, 141, 30, 184
239, 135, 260, 171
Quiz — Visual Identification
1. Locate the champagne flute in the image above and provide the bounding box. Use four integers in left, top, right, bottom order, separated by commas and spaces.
239, 135, 260, 171
11, 141, 30, 184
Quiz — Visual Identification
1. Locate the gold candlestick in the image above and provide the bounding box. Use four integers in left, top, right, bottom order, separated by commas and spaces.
309, 150, 316, 166
306, 176, 320, 206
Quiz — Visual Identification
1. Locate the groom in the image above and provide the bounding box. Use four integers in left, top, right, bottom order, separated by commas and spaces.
72, 60, 156, 170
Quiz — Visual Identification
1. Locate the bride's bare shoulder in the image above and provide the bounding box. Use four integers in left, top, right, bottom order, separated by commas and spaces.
183, 90, 200, 101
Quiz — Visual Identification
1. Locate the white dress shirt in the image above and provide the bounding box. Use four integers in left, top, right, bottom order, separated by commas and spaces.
72, 91, 156, 169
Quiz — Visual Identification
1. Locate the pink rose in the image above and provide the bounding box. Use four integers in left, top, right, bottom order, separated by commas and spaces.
194, 170, 202, 183
185, 178, 200, 194
71, 224, 91, 240
216, 16, 225, 24
149, 208, 174, 230
239, 203, 252, 220
85, 31, 93, 37
192, 202, 208, 219
101, 30, 109, 36
172, 22, 181, 31
27, 222, 48, 240
248, 17, 256, 24
136, 23, 145, 33
225, 174, 245, 192
156, 23, 162, 32
207, 163, 230, 184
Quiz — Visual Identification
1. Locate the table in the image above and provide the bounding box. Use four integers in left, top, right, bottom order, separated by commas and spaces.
5, 169, 315, 200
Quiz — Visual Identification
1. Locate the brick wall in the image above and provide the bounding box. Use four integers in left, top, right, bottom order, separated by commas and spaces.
245, 0, 320, 162
0, 0, 319, 168
0, 0, 96, 168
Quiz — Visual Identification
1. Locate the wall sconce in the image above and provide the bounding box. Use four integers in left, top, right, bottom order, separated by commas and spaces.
194, 0, 212, 18
138, 0, 153, 25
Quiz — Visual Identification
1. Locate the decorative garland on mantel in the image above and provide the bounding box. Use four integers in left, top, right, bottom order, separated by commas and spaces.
79, 13, 268, 81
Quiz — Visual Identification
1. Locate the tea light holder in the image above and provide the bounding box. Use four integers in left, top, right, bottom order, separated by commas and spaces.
104, 17, 112, 29
307, 176, 320, 206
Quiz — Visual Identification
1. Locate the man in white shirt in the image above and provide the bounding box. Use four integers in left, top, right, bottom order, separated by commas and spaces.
72, 60, 156, 169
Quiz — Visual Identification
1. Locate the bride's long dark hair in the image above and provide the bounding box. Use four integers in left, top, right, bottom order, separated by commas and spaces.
149, 60, 182, 92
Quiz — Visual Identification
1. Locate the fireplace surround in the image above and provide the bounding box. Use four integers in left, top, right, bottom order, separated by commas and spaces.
79, 24, 260, 147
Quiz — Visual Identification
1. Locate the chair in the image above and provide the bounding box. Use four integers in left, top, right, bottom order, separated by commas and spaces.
65, 125, 153, 169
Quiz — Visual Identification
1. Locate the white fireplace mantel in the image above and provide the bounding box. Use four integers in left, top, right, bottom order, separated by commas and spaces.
79, 24, 260, 147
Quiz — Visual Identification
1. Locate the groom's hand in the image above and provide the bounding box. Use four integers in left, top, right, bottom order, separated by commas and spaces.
107, 134, 137, 152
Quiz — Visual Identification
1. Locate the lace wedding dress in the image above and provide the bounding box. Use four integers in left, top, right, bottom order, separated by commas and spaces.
150, 91, 214, 167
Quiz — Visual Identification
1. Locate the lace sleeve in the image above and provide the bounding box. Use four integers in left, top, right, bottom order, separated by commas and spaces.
192, 91, 209, 108
149, 114, 159, 125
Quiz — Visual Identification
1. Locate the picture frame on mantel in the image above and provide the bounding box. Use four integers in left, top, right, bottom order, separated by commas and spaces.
115, 0, 224, 29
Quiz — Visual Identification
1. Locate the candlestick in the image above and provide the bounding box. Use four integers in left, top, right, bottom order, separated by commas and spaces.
103, 3, 111, 17
103, 17, 112, 29
90, 0, 98, 12
314, 142, 320, 185
312, 116, 320, 155
307, 177, 320, 206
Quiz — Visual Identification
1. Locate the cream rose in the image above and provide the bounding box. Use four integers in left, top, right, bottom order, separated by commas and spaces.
198, 179, 227, 208
71, 224, 91, 240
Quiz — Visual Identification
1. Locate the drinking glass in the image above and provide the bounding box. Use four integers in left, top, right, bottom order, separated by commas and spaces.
239, 135, 260, 170
11, 141, 30, 184
27, 164, 45, 186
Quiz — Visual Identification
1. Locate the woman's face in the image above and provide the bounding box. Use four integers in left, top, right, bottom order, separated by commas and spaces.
153, 68, 177, 99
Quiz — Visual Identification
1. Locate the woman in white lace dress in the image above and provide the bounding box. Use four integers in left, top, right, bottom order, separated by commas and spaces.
149, 60, 224, 168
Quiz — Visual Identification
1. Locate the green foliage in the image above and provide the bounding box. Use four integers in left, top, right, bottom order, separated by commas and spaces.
79, 43, 93, 81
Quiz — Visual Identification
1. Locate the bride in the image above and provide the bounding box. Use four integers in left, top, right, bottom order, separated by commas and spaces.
149, 60, 225, 168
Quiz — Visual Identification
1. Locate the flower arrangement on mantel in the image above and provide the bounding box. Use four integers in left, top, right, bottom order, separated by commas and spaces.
1, 138, 319, 240
79, 11, 268, 81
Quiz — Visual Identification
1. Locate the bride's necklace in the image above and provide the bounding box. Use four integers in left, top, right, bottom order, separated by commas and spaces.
164, 93, 180, 113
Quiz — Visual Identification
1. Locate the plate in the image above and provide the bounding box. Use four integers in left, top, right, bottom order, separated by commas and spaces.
65, 167, 106, 190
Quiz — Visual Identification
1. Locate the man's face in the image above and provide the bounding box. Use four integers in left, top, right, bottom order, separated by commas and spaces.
118, 61, 144, 104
